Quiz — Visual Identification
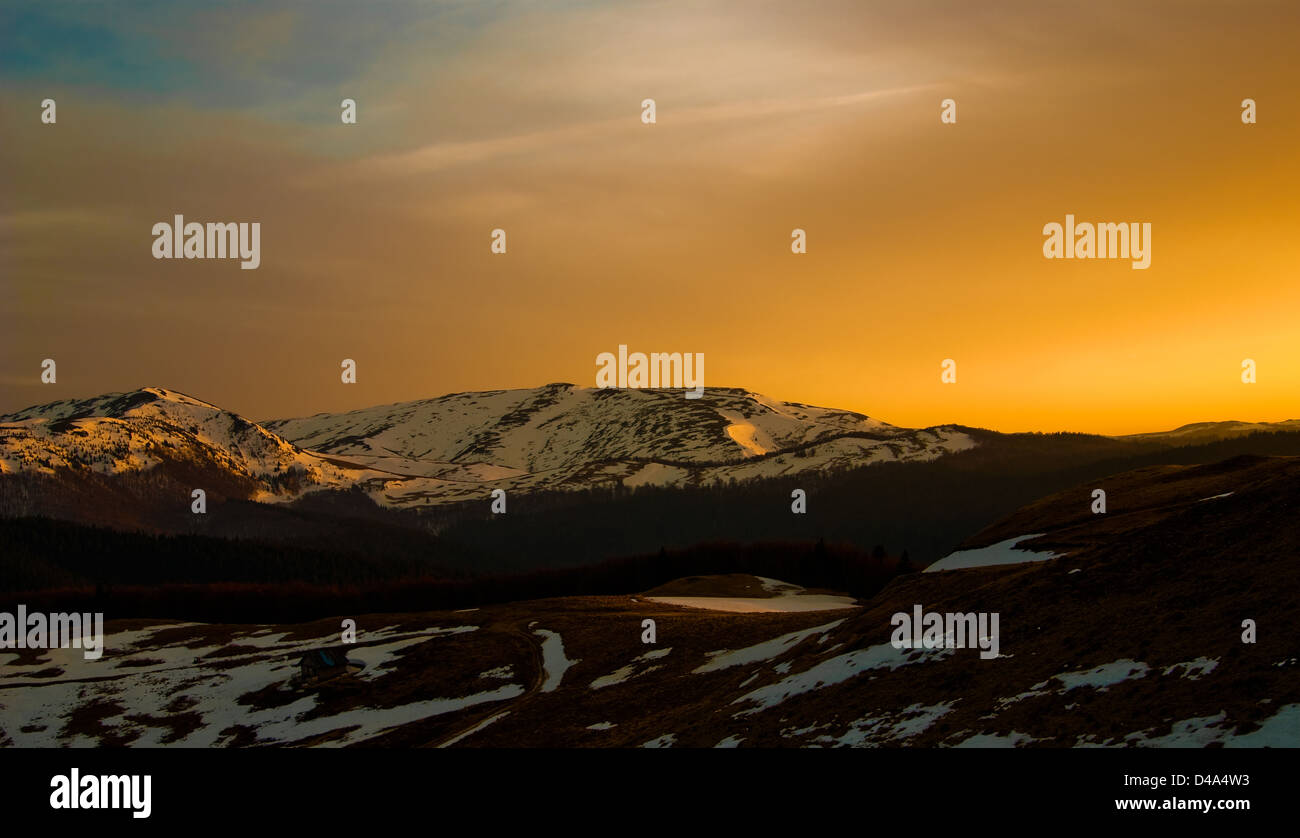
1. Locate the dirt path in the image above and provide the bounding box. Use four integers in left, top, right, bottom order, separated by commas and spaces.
425, 621, 545, 748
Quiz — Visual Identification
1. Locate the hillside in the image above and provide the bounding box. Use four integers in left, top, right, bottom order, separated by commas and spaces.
0, 384, 971, 516
4, 455, 1298, 747
263, 383, 975, 505
9, 385, 1300, 578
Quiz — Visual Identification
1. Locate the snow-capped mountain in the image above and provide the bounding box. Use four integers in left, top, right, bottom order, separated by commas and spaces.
263, 383, 976, 506
0, 384, 975, 512
0, 387, 361, 503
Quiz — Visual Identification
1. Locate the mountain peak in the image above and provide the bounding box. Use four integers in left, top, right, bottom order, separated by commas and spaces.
1, 386, 221, 424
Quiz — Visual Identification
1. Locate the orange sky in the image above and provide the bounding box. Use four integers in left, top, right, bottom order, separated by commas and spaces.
2, 0, 1298, 434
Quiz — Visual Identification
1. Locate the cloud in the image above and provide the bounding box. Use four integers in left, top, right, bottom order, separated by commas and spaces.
354, 83, 939, 178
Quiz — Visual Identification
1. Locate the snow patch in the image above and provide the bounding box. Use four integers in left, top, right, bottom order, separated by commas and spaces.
1162, 657, 1218, 680
951, 730, 1035, 748
926, 534, 1062, 573
438, 710, 510, 748
817, 701, 955, 747
694, 620, 844, 673
734, 642, 952, 714
1055, 659, 1149, 691
1127, 704, 1300, 748
533, 629, 578, 692
647, 594, 856, 613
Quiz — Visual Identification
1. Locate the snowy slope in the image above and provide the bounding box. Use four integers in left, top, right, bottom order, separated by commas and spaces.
0, 384, 976, 510
0, 387, 371, 502
265, 384, 897, 471
264, 384, 975, 506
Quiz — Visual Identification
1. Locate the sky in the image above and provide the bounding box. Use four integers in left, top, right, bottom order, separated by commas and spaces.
2, 0, 1298, 434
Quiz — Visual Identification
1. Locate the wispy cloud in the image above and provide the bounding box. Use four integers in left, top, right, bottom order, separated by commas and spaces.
356, 83, 939, 177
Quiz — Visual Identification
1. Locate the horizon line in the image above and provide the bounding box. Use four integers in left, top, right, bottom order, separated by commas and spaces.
2, 382, 1297, 441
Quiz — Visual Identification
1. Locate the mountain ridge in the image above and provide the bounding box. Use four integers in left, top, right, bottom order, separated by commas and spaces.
1, 384, 975, 509
6, 383, 1300, 519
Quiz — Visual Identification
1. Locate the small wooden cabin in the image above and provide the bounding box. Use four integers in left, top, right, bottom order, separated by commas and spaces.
295, 646, 357, 685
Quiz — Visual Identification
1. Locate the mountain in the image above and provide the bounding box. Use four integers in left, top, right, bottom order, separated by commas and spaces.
0, 384, 975, 515
3, 394, 1299, 748
263, 383, 976, 505
0, 387, 356, 499
9, 385, 1300, 573
1118, 419, 1300, 446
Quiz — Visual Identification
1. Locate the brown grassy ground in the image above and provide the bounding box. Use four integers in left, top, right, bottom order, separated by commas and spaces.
9, 455, 1300, 748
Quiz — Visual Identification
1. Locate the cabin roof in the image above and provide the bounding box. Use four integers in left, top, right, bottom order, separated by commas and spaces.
299, 647, 350, 668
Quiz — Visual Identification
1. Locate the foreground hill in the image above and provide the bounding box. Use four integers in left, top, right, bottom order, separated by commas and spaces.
4, 455, 1297, 747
